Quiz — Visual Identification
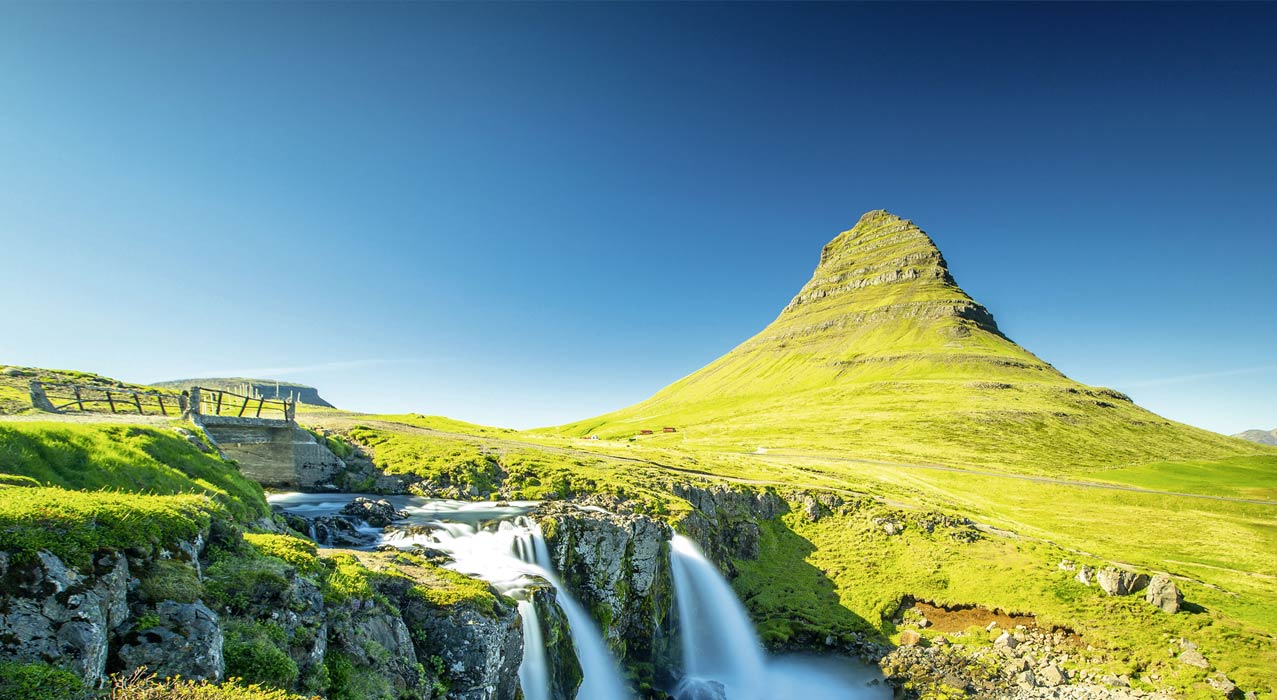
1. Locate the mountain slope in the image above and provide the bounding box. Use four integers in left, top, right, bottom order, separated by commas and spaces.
558, 211, 1270, 473
1234, 429, 1277, 446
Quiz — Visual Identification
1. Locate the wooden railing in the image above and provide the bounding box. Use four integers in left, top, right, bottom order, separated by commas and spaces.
192, 386, 295, 421
28, 382, 296, 423
30, 382, 184, 416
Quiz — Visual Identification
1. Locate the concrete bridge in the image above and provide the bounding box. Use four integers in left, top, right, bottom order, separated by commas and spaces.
29, 381, 345, 489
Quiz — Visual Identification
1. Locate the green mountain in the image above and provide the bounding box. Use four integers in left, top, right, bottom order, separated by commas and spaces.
561, 210, 1269, 472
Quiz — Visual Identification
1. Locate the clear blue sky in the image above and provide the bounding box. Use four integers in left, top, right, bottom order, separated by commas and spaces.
1, 2, 1273, 433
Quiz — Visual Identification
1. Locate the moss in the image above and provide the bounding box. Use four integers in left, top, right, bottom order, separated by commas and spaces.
204, 550, 293, 615
0, 486, 217, 567
0, 661, 87, 700
323, 651, 394, 700
139, 559, 204, 604
243, 533, 322, 577
0, 422, 268, 522
222, 621, 299, 690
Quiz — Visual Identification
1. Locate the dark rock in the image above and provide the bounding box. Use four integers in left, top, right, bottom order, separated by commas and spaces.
675, 677, 727, 700
117, 601, 224, 681
340, 497, 406, 527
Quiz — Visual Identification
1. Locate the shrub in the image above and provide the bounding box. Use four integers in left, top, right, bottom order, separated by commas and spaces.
222, 621, 299, 690
0, 661, 87, 700
139, 559, 204, 603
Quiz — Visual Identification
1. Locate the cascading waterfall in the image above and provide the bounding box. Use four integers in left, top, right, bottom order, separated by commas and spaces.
268, 493, 886, 700
670, 535, 766, 700
669, 534, 887, 700
517, 600, 549, 700
383, 513, 633, 700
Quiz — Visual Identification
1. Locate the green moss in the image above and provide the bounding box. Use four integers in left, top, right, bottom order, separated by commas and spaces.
222, 621, 299, 690
0, 661, 87, 700
139, 559, 204, 604
323, 651, 394, 700
242, 533, 322, 577
0, 486, 217, 567
0, 422, 268, 522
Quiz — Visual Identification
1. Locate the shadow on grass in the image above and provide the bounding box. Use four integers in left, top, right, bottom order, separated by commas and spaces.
731, 518, 887, 648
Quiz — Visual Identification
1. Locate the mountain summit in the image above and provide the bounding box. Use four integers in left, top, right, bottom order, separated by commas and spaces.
562, 211, 1266, 472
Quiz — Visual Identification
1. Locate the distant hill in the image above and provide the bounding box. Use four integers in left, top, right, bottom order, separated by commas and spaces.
151, 377, 335, 408
557, 210, 1273, 473
1234, 429, 1277, 446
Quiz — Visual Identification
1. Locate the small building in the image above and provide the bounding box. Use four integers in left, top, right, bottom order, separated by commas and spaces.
639, 429, 654, 435
662, 427, 677, 433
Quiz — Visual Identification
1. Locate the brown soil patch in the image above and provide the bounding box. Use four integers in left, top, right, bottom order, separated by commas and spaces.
912, 600, 1037, 634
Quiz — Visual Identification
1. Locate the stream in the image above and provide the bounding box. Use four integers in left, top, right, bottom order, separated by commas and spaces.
269, 492, 888, 700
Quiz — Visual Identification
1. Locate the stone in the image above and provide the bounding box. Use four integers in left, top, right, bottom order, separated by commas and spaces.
340, 497, 406, 527
1096, 567, 1150, 596
1058, 559, 1076, 571
899, 630, 922, 646
117, 601, 224, 681
1016, 670, 1038, 688
1178, 649, 1210, 668
1039, 664, 1067, 687
1145, 574, 1183, 613
1076, 566, 1095, 585
995, 631, 1019, 649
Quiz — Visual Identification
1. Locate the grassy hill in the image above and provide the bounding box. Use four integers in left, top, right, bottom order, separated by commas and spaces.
555, 210, 1272, 473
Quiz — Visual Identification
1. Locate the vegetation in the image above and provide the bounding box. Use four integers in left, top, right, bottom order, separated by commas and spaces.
223, 621, 299, 690
0, 422, 268, 522
0, 366, 179, 416
109, 671, 316, 700
0, 486, 216, 567
0, 661, 87, 700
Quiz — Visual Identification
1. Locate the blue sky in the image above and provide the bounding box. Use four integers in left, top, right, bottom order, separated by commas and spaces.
1, 2, 1273, 433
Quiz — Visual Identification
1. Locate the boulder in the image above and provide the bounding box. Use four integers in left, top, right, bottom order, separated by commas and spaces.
1207, 674, 1242, 699
1145, 574, 1183, 613
1179, 649, 1210, 669
1096, 567, 1150, 596
1075, 566, 1095, 585
899, 630, 923, 646
340, 497, 406, 527
0, 550, 129, 683
1039, 664, 1067, 687
675, 677, 728, 700
117, 601, 224, 681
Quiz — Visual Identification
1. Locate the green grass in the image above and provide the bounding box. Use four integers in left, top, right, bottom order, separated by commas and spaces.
362, 413, 515, 437
0, 486, 218, 567
0, 422, 268, 522
1083, 455, 1277, 500
0, 365, 182, 416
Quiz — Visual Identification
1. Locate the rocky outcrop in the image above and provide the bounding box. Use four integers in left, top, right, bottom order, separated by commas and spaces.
670, 482, 785, 567
531, 584, 583, 700
1095, 568, 1150, 597
116, 601, 224, 681
0, 550, 131, 683
537, 503, 678, 687
1144, 574, 1183, 613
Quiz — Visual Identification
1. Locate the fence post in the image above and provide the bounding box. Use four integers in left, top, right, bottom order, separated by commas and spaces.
28, 381, 58, 412
285, 398, 296, 423
188, 387, 202, 420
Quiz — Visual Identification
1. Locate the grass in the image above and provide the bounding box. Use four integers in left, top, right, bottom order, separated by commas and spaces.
0, 422, 268, 522
0, 365, 182, 416
0, 485, 217, 567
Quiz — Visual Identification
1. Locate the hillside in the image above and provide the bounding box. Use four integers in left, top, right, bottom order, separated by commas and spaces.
557, 211, 1271, 473
1234, 429, 1277, 446
151, 377, 335, 408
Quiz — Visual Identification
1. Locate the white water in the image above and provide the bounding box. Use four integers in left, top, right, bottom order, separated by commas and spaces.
269, 494, 886, 700
669, 535, 887, 700
517, 600, 549, 700
380, 514, 633, 700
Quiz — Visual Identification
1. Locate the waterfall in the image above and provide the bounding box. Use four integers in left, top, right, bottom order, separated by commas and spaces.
518, 600, 549, 700
670, 535, 766, 700
406, 514, 632, 700
511, 518, 633, 700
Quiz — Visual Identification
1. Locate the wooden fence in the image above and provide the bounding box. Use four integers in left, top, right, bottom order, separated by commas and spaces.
30, 382, 185, 416
29, 382, 296, 423
192, 386, 295, 421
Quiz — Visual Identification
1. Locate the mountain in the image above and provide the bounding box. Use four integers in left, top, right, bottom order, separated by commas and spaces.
1234, 429, 1277, 446
150, 377, 335, 408
560, 210, 1270, 473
